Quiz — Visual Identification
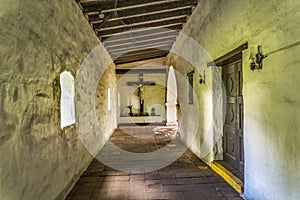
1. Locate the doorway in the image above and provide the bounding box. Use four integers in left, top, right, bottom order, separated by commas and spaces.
222, 60, 244, 173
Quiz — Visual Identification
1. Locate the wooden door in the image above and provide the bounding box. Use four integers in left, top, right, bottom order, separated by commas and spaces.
222, 60, 244, 173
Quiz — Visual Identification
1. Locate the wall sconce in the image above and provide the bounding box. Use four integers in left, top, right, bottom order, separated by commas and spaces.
199, 70, 205, 84
249, 45, 268, 70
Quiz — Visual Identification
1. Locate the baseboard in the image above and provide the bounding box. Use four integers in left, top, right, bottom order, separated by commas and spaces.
211, 161, 244, 194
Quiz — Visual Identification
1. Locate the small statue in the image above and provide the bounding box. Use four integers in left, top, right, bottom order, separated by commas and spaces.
127, 105, 133, 116
151, 107, 156, 116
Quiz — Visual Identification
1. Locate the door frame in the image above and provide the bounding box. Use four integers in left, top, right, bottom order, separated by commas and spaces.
207, 43, 248, 174
222, 59, 244, 172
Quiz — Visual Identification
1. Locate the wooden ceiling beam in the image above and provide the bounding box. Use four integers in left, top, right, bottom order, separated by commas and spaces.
76, 0, 198, 64
81, 0, 197, 15
105, 34, 176, 49
95, 15, 188, 31
112, 53, 170, 63
107, 37, 175, 52
110, 44, 171, 59
108, 41, 173, 53
103, 29, 178, 46
100, 0, 181, 13
116, 57, 166, 69
93, 10, 192, 30
113, 49, 169, 59
78, 0, 115, 3
98, 21, 184, 38
101, 25, 180, 41
115, 54, 169, 65
107, 5, 193, 23
90, 5, 192, 26
116, 52, 168, 62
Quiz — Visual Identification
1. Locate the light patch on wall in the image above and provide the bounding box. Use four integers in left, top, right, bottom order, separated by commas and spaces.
60, 71, 75, 129
118, 92, 120, 107
108, 88, 111, 111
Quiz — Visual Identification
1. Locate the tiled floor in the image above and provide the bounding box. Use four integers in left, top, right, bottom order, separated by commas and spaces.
66, 126, 242, 200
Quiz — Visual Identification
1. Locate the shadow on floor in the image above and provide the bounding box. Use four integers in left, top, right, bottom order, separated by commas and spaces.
65, 126, 242, 200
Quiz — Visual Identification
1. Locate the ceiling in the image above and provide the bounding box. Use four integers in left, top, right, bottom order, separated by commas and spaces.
76, 0, 198, 64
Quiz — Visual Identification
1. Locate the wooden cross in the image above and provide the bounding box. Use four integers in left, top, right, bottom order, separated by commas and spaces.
127, 73, 155, 115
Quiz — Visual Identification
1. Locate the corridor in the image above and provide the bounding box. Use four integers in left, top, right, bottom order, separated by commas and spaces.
66, 126, 241, 200
1, 0, 299, 199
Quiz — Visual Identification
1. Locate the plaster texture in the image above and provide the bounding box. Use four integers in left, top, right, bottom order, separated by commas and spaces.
0, 0, 116, 199
167, 0, 300, 199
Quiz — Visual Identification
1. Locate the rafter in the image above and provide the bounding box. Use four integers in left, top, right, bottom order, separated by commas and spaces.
91, 5, 193, 25
110, 44, 171, 58
101, 0, 181, 13
103, 29, 178, 46
116, 57, 166, 69
116, 52, 168, 62
100, 23, 182, 40
108, 40, 173, 53
96, 15, 187, 31
113, 49, 169, 59
115, 54, 168, 64
105, 34, 177, 49
76, 0, 198, 64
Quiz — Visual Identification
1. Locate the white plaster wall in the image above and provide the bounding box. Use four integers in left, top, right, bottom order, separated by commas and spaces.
0, 0, 116, 199
167, 0, 300, 199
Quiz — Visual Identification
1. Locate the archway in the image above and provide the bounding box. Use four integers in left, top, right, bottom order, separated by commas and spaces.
166, 66, 178, 126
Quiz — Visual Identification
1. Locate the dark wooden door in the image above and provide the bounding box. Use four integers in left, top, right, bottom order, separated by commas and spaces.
222, 60, 244, 173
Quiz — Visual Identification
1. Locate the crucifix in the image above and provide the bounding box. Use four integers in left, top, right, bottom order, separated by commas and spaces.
127, 73, 155, 115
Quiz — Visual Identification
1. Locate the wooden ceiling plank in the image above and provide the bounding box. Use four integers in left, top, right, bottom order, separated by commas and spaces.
103, 29, 178, 45
108, 40, 174, 53
85, 0, 196, 17
116, 57, 167, 69
117, 52, 168, 61
96, 15, 187, 32
101, 26, 179, 42
79, 0, 115, 3
105, 34, 176, 49
75, 0, 198, 64
99, 22, 183, 38
90, 5, 193, 25
114, 49, 168, 59
81, 0, 178, 14
115, 54, 168, 65
110, 43, 172, 57
101, 0, 181, 13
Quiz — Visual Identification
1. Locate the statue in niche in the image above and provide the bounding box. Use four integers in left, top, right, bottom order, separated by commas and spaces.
151, 107, 156, 116
127, 105, 133, 116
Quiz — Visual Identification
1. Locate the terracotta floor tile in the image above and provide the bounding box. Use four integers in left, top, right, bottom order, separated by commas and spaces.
65, 126, 242, 200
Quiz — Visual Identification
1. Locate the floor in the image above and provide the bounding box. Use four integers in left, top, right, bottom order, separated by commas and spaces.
217, 161, 244, 182
66, 126, 242, 200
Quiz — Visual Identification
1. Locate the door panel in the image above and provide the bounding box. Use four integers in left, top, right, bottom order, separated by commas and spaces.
222, 60, 244, 173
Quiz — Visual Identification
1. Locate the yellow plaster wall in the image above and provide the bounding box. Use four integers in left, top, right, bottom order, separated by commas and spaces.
168, 0, 300, 199
0, 0, 117, 199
